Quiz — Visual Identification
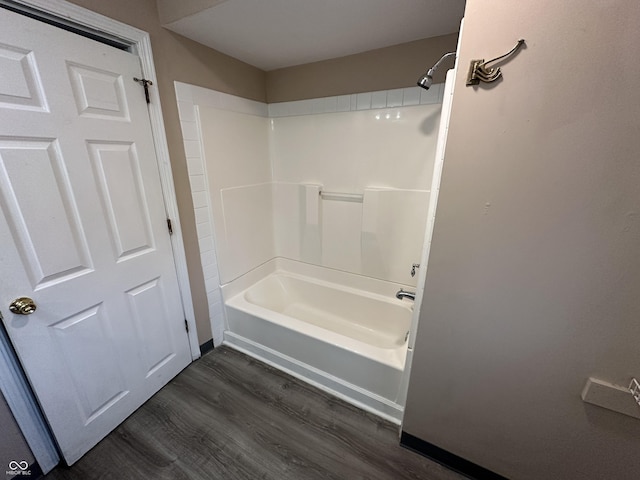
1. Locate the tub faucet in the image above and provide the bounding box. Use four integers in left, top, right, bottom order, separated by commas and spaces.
396, 289, 415, 301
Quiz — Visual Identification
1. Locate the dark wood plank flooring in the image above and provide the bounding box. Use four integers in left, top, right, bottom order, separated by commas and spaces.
45, 346, 465, 480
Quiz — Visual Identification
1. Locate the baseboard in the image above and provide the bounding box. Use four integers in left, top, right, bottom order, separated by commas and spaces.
199, 339, 214, 355
400, 432, 509, 480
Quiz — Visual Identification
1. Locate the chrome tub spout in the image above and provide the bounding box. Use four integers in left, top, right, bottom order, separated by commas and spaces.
396, 289, 415, 301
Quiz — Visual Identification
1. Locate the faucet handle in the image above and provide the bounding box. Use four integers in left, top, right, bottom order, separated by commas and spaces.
411, 263, 420, 277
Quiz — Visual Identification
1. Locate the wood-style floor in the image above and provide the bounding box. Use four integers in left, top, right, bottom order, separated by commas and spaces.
45, 346, 465, 480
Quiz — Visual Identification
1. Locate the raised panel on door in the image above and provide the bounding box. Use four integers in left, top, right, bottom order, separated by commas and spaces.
67, 62, 129, 121
0, 42, 47, 111
49, 304, 130, 425
0, 8, 191, 465
88, 141, 155, 260
126, 278, 177, 378
0, 138, 93, 288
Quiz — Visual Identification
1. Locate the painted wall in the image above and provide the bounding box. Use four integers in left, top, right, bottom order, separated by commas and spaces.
403, 1, 640, 479
67, 0, 266, 345
156, 0, 225, 24
0, 391, 34, 470
266, 34, 458, 103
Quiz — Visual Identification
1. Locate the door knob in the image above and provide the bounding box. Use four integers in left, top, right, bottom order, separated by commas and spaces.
9, 297, 36, 315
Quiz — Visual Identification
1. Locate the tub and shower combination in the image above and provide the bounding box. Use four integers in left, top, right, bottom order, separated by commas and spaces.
178, 72, 455, 422
221, 257, 414, 422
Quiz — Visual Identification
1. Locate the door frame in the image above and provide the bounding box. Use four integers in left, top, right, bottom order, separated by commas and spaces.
0, 0, 201, 472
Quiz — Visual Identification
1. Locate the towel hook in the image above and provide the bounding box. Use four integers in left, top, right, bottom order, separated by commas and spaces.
466, 39, 525, 86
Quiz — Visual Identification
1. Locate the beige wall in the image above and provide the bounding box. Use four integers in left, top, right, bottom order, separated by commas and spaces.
403, 1, 640, 479
67, 0, 267, 344
156, 0, 225, 25
265, 34, 458, 103
0, 391, 34, 468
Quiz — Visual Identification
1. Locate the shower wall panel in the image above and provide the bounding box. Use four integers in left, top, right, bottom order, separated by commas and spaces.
270, 106, 440, 192
270, 104, 441, 285
197, 106, 271, 284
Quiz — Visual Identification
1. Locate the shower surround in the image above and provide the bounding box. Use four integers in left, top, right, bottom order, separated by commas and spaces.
175, 82, 443, 420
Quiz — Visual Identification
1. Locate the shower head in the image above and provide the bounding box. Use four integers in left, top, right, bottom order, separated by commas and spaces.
417, 70, 434, 90
417, 51, 456, 90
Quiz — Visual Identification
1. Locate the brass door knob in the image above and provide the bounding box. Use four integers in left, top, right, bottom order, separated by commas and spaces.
9, 297, 36, 315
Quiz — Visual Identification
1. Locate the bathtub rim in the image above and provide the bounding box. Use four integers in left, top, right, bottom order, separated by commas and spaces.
227, 280, 409, 371
221, 257, 415, 304
222, 257, 413, 370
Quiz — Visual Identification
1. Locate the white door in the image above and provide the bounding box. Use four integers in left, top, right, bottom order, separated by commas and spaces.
0, 9, 192, 464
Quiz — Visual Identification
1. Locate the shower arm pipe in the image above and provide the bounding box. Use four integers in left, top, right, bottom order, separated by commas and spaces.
428, 51, 456, 75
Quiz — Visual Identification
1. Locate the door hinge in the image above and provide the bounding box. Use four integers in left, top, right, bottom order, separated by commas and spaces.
133, 77, 153, 104
167, 218, 173, 235
184, 319, 189, 333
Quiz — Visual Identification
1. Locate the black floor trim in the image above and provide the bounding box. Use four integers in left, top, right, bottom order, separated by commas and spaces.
199, 339, 214, 355
30, 461, 44, 479
400, 431, 509, 480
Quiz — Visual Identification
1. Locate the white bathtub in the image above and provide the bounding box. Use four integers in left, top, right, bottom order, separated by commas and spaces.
221, 258, 413, 422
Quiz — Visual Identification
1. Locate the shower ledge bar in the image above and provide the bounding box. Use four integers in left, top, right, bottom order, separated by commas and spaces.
319, 191, 364, 203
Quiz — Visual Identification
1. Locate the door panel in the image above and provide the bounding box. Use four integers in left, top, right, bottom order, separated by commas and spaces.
126, 278, 177, 377
88, 141, 155, 259
67, 62, 129, 120
0, 8, 191, 464
0, 138, 93, 287
0, 42, 47, 111
49, 304, 130, 425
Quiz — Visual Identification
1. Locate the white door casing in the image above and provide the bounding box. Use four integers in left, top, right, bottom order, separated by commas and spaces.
0, 8, 192, 464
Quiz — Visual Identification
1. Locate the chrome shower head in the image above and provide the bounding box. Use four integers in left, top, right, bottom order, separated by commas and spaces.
417, 70, 434, 90
417, 52, 456, 90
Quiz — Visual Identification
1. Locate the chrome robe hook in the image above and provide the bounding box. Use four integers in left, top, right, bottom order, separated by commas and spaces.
466, 39, 525, 86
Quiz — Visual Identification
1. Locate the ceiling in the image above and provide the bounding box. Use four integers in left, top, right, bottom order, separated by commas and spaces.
162, 0, 466, 71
